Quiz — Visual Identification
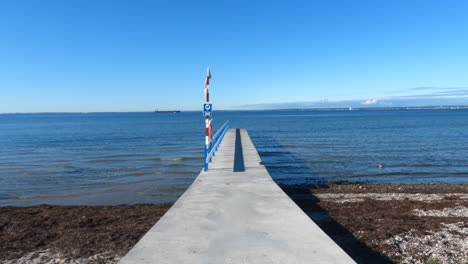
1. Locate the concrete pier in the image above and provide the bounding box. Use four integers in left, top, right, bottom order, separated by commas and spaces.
119, 129, 355, 264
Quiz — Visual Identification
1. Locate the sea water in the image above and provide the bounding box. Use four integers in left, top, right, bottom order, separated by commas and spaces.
1, 110, 467, 205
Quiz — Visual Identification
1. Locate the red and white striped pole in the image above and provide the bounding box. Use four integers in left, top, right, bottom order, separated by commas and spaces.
204, 68, 212, 171
204, 67, 212, 146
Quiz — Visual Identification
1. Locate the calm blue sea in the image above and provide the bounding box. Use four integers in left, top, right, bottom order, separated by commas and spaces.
1, 110, 467, 206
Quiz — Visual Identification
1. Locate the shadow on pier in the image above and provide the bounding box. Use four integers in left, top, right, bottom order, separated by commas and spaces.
233, 129, 245, 172
253, 136, 394, 264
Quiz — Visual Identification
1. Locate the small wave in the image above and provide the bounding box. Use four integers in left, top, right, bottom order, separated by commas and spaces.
149, 157, 202, 161
0, 168, 22, 171
155, 157, 183, 161
0, 193, 13, 199
452, 172, 468, 175
66, 169, 84, 174
281, 144, 301, 148
405, 164, 465, 168
147, 187, 188, 192
128, 172, 158, 176
96, 154, 151, 159
84, 178, 167, 186
258, 151, 292, 156
167, 163, 193, 168
10, 192, 95, 201
125, 171, 197, 176
350, 172, 433, 178
45, 165, 75, 169
88, 159, 124, 163
143, 193, 184, 198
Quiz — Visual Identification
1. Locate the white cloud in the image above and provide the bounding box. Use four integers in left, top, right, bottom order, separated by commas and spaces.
241, 97, 468, 110
362, 99, 378, 105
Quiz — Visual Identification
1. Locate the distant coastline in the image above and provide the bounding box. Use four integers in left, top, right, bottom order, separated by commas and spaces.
268, 105, 468, 111
1, 105, 468, 114
154, 110, 181, 113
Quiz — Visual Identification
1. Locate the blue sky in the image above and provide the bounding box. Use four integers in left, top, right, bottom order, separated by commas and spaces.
1, 0, 468, 112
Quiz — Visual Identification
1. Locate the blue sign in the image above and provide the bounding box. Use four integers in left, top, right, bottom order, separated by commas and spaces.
203, 103, 212, 116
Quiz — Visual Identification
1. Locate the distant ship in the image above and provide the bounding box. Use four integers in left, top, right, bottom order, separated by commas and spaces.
154, 109, 180, 113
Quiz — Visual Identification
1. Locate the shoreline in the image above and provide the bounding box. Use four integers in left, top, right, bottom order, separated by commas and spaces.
1, 183, 467, 264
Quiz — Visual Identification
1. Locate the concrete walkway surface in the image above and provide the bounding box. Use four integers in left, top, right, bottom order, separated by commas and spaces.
119, 129, 355, 264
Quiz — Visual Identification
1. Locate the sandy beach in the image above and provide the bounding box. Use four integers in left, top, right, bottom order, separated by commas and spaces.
1, 183, 467, 264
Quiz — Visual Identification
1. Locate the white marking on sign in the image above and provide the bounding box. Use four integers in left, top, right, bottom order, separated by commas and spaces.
203, 103, 212, 116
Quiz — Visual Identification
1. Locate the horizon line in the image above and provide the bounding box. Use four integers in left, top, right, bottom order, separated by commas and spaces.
2, 104, 468, 114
